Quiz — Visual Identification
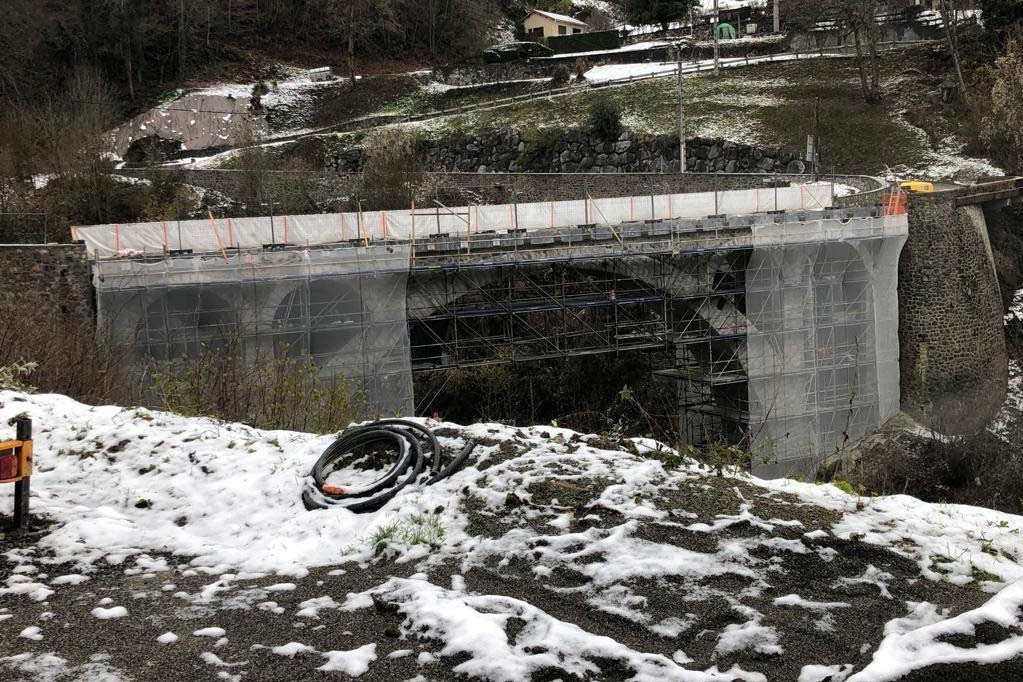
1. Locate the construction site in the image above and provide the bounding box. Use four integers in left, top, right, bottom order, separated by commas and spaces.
78, 175, 907, 477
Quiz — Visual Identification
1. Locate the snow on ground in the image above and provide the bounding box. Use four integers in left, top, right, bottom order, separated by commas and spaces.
584, 53, 841, 84
888, 119, 1006, 183
108, 71, 343, 158
2, 390, 1023, 679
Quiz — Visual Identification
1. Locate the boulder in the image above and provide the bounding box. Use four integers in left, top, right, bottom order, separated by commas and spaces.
786, 159, 807, 174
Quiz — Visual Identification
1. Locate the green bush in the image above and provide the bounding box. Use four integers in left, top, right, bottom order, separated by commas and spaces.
550, 64, 572, 86
587, 99, 623, 140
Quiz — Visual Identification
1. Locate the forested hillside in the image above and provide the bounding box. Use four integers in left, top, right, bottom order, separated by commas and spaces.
0, 0, 504, 107
0, 0, 617, 109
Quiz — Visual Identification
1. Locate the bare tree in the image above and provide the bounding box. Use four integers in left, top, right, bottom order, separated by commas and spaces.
938, 0, 970, 106
332, 0, 398, 90
837, 0, 882, 103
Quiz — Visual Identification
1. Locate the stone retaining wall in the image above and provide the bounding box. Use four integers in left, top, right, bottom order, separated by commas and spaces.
327, 131, 809, 176
0, 244, 93, 322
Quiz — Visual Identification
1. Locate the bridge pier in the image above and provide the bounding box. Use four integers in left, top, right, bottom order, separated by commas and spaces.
899, 193, 1009, 433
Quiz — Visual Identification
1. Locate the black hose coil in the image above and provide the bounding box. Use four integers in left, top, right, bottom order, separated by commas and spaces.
302, 419, 475, 513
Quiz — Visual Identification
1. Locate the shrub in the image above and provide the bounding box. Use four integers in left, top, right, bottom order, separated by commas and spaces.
0, 361, 38, 393
359, 127, 422, 210
152, 339, 365, 433
550, 64, 572, 86
574, 57, 590, 81
587, 99, 623, 140
982, 38, 1023, 174
0, 300, 138, 406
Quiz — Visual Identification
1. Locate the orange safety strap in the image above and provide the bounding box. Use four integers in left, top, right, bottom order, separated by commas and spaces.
207, 212, 229, 263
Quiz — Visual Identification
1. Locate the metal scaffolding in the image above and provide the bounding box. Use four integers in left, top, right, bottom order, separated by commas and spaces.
90, 203, 906, 477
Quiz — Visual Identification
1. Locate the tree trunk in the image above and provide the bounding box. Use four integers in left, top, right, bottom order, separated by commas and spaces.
348, 3, 357, 90
940, 0, 970, 106
868, 31, 880, 99
178, 0, 187, 80
124, 39, 135, 102
852, 30, 869, 101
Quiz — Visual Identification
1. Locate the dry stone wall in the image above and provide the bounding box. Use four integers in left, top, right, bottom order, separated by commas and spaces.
327, 130, 808, 176
0, 244, 93, 322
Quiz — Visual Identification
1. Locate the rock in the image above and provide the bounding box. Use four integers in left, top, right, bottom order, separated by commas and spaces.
580, 156, 595, 170
758, 157, 775, 171
477, 165, 488, 173
725, 160, 737, 173
786, 159, 807, 174
615, 140, 632, 153
708, 145, 721, 160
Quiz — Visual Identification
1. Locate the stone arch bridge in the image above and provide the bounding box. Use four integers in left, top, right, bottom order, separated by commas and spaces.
84, 175, 1023, 477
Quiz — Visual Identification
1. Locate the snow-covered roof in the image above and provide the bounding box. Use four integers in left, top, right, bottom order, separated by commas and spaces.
526, 9, 589, 27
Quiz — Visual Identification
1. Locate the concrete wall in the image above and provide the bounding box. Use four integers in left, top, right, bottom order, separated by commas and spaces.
0, 244, 93, 322
898, 194, 1008, 432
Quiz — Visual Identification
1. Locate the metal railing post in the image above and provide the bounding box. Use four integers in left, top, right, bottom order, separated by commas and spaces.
13, 417, 32, 530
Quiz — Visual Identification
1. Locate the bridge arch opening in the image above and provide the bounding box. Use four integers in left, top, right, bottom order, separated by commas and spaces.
271, 279, 365, 366
139, 287, 237, 360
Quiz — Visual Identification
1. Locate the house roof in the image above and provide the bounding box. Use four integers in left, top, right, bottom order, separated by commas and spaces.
526, 9, 589, 27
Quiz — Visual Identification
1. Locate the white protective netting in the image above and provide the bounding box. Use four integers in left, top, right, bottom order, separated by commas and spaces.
746, 214, 908, 477
95, 244, 413, 417
76, 184, 836, 258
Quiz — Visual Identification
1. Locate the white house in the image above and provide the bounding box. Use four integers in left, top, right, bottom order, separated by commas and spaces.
523, 9, 589, 40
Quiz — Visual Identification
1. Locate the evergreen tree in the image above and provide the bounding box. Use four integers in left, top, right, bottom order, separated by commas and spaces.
979, 0, 1023, 42
620, 0, 698, 31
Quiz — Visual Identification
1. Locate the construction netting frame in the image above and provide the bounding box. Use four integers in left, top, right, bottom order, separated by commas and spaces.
94, 245, 414, 417
75, 184, 836, 258
745, 215, 907, 478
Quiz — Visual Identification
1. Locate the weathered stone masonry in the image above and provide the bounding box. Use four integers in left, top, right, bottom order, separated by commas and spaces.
898, 194, 1008, 432
0, 245, 93, 323
327, 131, 809, 176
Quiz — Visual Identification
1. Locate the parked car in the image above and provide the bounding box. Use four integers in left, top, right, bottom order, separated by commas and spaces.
481, 41, 554, 64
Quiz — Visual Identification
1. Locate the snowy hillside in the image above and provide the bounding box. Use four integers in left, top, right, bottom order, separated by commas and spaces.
1, 391, 1023, 681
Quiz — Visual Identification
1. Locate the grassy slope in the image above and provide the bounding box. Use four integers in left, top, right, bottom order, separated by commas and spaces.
348, 50, 944, 177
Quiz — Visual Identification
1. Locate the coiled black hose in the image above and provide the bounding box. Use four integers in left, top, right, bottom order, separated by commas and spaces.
302, 419, 476, 513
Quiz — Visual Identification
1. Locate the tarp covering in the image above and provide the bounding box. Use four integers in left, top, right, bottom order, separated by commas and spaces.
94, 245, 413, 417
746, 214, 907, 478
77, 184, 836, 258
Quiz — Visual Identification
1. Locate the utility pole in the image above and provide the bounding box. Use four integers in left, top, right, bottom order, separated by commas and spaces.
773, 0, 780, 34
713, 0, 721, 76
675, 43, 687, 173
808, 97, 821, 181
